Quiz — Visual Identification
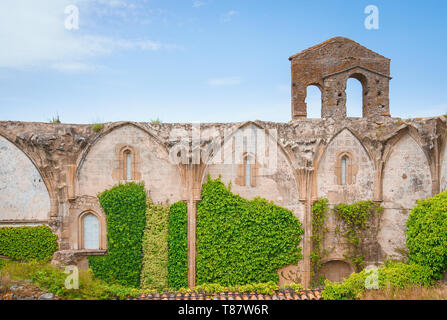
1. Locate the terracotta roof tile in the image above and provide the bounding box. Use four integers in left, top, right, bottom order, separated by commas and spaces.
127, 289, 323, 301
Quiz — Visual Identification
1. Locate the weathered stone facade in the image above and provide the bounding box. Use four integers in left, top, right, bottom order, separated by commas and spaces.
0, 37, 445, 288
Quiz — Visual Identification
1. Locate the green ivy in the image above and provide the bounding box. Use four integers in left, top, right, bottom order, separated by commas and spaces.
322, 261, 434, 300
0, 226, 58, 262
140, 200, 170, 291
88, 182, 147, 288
196, 176, 304, 286
334, 200, 383, 270
406, 191, 447, 279
168, 201, 188, 290
311, 199, 329, 285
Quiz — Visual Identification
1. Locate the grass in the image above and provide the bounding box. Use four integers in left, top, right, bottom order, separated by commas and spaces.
49, 114, 61, 124
362, 285, 447, 300
0, 261, 147, 300
91, 123, 104, 132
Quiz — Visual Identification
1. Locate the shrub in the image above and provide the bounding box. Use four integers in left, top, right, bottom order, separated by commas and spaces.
192, 281, 281, 295
196, 177, 304, 286
322, 262, 434, 300
140, 200, 169, 291
49, 114, 61, 124
406, 191, 447, 279
88, 182, 147, 288
0, 261, 141, 300
167, 201, 188, 290
91, 123, 104, 132
0, 226, 58, 262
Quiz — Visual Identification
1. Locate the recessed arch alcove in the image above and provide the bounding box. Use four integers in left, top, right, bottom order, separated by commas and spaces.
0, 134, 51, 222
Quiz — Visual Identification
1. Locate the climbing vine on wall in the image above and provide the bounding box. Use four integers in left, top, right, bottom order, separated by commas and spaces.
311, 199, 329, 285
334, 201, 383, 271
167, 201, 188, 290
88, 182, 147, 288
310, 199, 383, 280
196, 176, 304, 286
140, 199, 170, 291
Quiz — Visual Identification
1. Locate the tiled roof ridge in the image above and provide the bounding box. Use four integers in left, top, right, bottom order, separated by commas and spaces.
288, 36, 389, 61
127, 289, 323, 300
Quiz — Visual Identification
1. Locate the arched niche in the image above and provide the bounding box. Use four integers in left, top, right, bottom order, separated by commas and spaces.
76, 124, 182, 204
0, 135, 51, 221
378, 133, 432, 260
316, 129, 374, 204
319, 260, 354, 283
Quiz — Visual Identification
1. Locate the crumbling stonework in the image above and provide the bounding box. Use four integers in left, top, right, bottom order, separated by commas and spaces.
290, 37, 391, 119
0, 38, 445, 288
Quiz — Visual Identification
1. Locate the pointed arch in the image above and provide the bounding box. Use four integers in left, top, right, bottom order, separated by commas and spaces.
382, 130, 432, 206
314, 127, 375, 172
75, 122, 168, 180
200, 121, 303, 219
75, 123, 183, 203
379, 129, 432, 260
201, 121, 297, 177
0, 133, 53, 222
315, 128, 375, 203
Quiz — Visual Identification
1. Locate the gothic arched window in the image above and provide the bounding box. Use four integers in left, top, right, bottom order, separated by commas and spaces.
336, 152, 354, 185
341, 155, 348, 185
124, 150, 132, 181
236, 153, 257, 187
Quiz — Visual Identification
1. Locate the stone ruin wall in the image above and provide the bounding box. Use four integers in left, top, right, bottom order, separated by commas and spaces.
1, 116, 446, 286
0, 37, 445, 288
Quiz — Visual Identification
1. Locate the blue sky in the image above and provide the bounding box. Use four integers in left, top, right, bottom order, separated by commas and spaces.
0, 0, 446, 123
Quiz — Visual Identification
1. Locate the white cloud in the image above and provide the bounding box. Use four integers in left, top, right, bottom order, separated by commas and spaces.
51, 62, 96, 73
207, 77, 242, 86
192, 1, 207, 8
221, 10, 239, 23
0, 0, 178, 71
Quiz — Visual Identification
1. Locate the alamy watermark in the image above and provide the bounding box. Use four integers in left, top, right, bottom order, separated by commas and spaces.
64, 5, 79, 30
167, 124, 278, 174
64, 265, 79, 290
364, 5, 379, 30
364, 266, 379, 290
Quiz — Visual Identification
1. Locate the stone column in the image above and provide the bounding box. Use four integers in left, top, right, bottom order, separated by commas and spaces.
187, 198, 197, 288
296, 167, 314, 288
181, 162, 205, 288
373, 160, 384, 202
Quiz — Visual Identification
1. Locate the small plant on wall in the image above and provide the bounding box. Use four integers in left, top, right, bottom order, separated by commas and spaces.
311, 199, 329, 286
334, 201, 383, 271
311, 199, 383, 283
